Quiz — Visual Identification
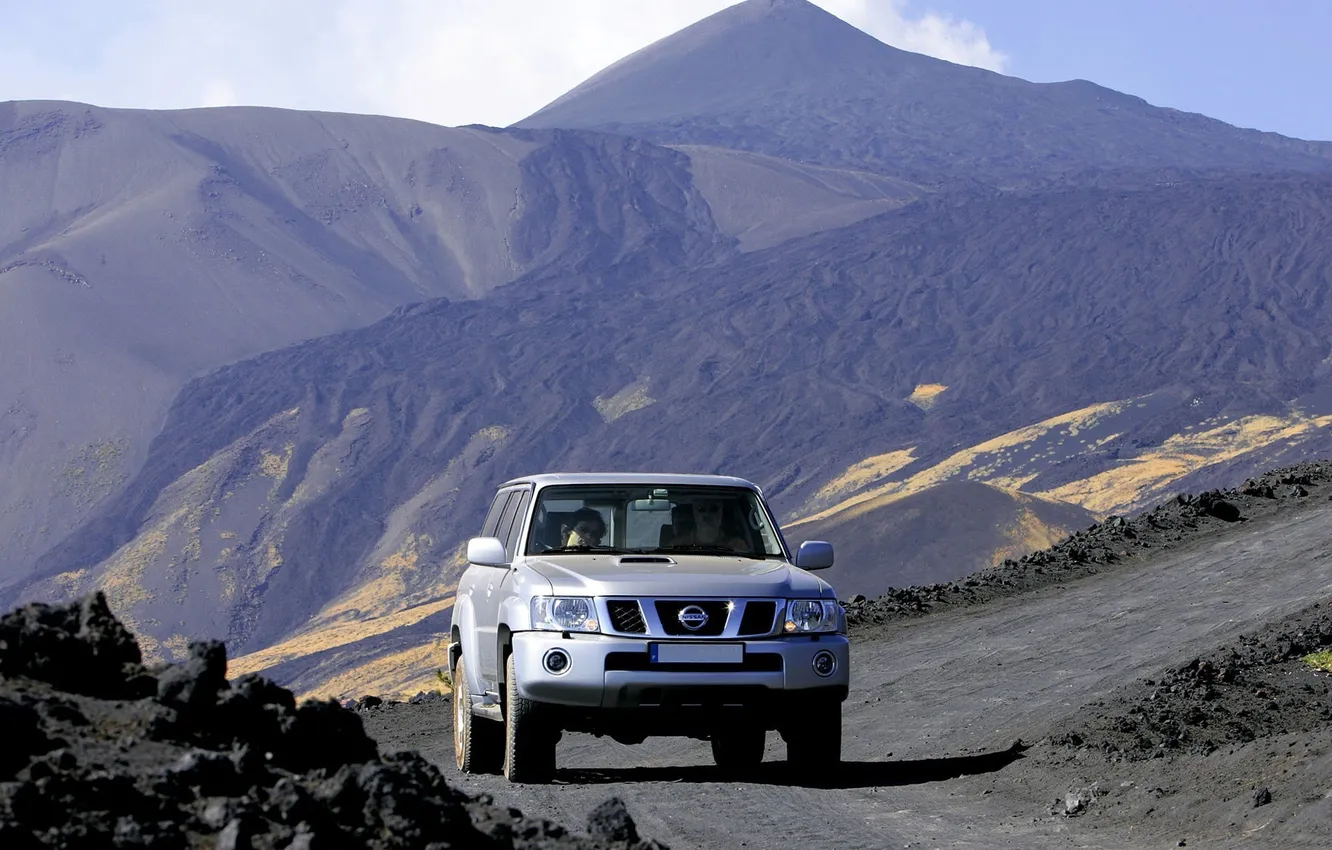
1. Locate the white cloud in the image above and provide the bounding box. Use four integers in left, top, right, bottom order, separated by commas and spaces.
0, 0, 1008, 127
825, 0, 1009, 72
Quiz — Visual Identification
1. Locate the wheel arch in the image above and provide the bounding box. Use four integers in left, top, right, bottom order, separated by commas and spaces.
449, 595, 484, 694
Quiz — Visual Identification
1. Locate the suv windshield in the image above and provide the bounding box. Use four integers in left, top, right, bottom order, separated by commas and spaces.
524, 485, 787, 558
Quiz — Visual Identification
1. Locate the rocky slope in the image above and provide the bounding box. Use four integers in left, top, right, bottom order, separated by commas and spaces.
17, 174, 1332, 698
519, 0, 1332, 185
843, 460, 1332, 628
0, 593, 666, 849
0, 94, 935, 593
0, 101, 749, 590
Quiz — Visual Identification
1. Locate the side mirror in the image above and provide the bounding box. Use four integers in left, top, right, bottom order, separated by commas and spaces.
794, 540, 834, 570
467, 536, 508, 567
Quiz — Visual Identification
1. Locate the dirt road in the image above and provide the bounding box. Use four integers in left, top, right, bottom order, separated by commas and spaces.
367, 496, 1332, 849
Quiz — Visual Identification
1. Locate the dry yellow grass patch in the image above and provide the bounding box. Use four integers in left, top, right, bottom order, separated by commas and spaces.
52, 569, 89, 594
593, 378, 656, 423
988, 502, 1077, 567
907, 383, 948, 410
296, 639, 451, 703
161, 634, 191, 662
259, 443, 293, 480
1038, 411, 1332, 515
380, 532, 432, 573
227, 596, 455, 679
308, 535, 455, 630
813, 449, 918, 504
790, 399, 1130, 527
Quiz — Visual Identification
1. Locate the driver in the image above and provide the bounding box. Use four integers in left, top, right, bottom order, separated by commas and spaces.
562, 507, 607, 547
674, 499, 750, 552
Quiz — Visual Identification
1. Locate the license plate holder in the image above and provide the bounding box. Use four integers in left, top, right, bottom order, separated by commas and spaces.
649, 643, 743, 664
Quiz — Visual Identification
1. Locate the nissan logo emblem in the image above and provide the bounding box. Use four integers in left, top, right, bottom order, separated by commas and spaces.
677, 605, 709, 631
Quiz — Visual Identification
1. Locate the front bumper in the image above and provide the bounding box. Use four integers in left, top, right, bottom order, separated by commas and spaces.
510, 631, 850, 708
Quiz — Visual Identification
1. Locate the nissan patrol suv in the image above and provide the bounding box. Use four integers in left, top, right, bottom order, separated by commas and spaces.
448, 473, 848, 783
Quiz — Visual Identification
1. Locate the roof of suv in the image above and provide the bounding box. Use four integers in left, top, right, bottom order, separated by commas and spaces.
500, 472, 761, 490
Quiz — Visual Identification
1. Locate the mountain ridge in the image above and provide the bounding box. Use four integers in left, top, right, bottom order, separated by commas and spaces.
17, 170, 1332, 687
519, 0, 1332, 184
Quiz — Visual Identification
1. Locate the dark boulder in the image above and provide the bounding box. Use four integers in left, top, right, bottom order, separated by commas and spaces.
0, 697, 54, 780
276, 699, 379, 773
157, 640, 228, 711
0, 593, 152, 699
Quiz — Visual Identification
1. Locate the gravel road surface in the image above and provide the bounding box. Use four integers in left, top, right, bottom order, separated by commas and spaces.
367, 493, 1332, 849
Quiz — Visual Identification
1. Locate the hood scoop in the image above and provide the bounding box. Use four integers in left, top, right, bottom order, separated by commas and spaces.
616, 555, 675, 565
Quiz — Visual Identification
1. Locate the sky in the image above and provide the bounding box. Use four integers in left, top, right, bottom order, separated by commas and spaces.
1, 0, 1329, 141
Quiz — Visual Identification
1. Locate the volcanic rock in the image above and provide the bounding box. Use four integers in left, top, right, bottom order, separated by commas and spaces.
0, 592, 152, 699
157, 640, 228, 711
0, 594, 668, 849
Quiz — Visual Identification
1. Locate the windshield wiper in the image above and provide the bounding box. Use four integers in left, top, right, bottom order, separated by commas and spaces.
651, 545, 746, 556
540, 545, 633, 555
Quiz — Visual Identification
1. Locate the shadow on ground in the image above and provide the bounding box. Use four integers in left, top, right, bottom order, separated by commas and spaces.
553, 741, 1029, 788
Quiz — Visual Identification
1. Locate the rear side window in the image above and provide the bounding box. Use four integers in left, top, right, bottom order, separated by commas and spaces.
492, 493, 524, 560
480, 491, 512, 538
501, 491, 532, 562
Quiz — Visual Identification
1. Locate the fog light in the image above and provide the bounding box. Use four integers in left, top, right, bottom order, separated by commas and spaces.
812, 650, 837, 678
543, 648, 571, 675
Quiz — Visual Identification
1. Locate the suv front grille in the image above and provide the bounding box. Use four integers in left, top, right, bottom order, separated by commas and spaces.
654, 600, 731, 637
738, 601, 778, 635
606, 600, 647, 634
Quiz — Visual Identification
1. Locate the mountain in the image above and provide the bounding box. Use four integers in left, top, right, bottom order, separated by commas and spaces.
0, 101, 732, 591
10, 1, 1332, 702
519, 0, 1332, 185
0, 100, 927, 592
16, 170, 1332, 698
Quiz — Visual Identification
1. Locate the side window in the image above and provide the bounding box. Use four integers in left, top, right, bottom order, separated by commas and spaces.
501, 492, 532, 562
492, 492, 524, 562
480, 491, 512, 538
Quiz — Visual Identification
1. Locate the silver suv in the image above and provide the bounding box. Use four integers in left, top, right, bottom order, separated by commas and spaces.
448, 473, 849, 783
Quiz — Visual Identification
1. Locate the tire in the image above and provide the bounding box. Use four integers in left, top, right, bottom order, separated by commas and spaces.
784, 698, 842, 769
502, 653, 557, 783
710, 723, 766, 771
452, 654, 502, 774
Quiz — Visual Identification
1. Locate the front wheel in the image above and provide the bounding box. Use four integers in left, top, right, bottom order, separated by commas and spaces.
502, 653, 557, 783
453, 653, 502, 774
783, 698, 842, 769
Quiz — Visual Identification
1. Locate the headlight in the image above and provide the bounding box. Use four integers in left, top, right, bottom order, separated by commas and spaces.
784, 600, 841, 633
531, 597, 600, 633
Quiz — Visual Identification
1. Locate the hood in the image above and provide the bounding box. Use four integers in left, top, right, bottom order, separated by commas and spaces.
522, 554, 834, 599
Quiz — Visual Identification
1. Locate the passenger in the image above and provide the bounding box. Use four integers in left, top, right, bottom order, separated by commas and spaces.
562, 507, 607, 548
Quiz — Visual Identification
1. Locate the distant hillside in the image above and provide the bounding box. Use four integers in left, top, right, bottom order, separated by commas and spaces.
0, 101, 741, 591
790, 480, 1097, 597
520, 0, 1332, 185
1, 100, 922, 592
16, 171, 1332, 700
